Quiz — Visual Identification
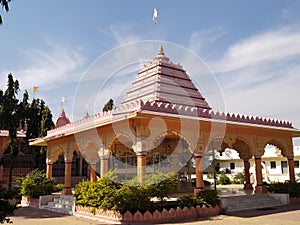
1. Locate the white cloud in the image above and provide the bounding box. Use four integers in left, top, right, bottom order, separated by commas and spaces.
212, 25, 300, 73
199, 25, 300, 146
100, 23, 142, 45
0, 40, 86, 92
188, 28, 225, 53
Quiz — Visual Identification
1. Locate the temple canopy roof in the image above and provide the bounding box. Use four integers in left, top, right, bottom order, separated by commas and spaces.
30, 46, 300, 145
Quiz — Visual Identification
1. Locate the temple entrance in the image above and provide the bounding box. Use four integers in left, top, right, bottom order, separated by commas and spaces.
108, 134, 136, 181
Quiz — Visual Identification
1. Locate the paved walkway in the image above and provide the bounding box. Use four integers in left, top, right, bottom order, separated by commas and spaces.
10, 203, 300, 225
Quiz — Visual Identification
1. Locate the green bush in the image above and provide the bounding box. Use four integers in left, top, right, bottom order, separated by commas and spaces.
177, 190, 220, 208
20, 169, 56, 198
197, 189, 220, 207
53, 183, 64, 192
232, 172, 245, 184
143, 172, 178, 201
112, 185, 154, 214
74, 173, 120, 207
267, 181, 300, 198
177, 195, 205, 208
74, 172, 178, 213
0, 185, 17, 224
218, 172, 231, 185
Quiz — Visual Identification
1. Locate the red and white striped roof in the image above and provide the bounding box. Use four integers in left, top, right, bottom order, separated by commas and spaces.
121, 46, 211, 110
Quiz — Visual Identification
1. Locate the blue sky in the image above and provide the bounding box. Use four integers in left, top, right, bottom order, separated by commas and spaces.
1, 0, 300, 144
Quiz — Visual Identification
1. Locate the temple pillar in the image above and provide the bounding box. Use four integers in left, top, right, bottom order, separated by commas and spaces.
243, 159, 253, 191
194, 153, 204, 196
90, 162, 97, 182
46, 162, 53, 180
287, 156, 296, 182
137, 152, 147, 186
254, 156, 267, 193
100, 156, 109, 177
0, 164, 4, 180
63, 160, 73, 195
79, 156, 83, 176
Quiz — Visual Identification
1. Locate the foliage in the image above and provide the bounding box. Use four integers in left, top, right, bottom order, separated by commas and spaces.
111, 185, 154, 214
19, 169, 56, 199
74, 172, 178, 213
143, 172, 178, 201
0, 74, 54, 184
197, 189, 220, 207
267, 181, 300, 198
74, 172, 121, 207
102, 99, 114, 112
0, 0, 11, 25
177, 195, 205, 208
53, 184, 64, 193
218, 172, 231, 185
232, 172, 245, 184
0, 185, 17, 224
177, 190, 220, 208
0, 74, 24, 189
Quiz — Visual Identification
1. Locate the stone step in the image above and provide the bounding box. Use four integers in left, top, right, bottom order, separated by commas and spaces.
220, 194, 286, 213
40, 195, 75, 215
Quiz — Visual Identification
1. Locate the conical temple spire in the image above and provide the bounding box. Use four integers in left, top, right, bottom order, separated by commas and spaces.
158, 45, 165, 56
121, 46, 211, 110
154, 45, 170, 62
55, 108, 70, 127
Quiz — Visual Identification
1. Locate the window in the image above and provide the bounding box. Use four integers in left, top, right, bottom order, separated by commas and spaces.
270, 161, 276, 169
281, 161, 288, 174
230, 162, 235, 170
294, 161, 299, 168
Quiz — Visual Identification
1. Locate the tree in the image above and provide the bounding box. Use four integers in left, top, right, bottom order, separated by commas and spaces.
25, 99, 54, 169
0, 73, 24, 190
0, 0, 12, 25
102, 99, 114, 112
0, 74, 55, 187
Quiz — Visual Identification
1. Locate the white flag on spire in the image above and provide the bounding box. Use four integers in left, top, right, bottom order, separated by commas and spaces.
61, 96, 67, 103
153, 8, 159, 24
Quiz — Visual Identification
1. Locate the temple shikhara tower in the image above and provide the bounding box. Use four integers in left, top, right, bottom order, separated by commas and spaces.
31, 46, 300, 196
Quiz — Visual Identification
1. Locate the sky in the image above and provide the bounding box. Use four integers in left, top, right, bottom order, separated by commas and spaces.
1, 0, 300, 144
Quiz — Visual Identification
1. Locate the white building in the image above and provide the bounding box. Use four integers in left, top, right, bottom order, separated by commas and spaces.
215, 145, 300, 183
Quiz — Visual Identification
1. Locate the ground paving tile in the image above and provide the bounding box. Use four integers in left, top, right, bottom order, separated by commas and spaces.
10, 204, 300, 225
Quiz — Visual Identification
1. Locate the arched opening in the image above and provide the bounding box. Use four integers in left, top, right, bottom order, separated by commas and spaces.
108, 134, 135, 181
261, 141, 296, 183
52, 151, 89, 184
148, 131, 194, 192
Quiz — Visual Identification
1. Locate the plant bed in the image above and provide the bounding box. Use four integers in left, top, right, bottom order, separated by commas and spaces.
75, 204, 220, 224
74, 172, 221, 223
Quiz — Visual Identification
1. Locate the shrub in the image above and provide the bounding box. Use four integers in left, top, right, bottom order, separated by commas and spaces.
20, 169, 56, 198
218, 172, 231, 185
143, 172, 177, 201
232, 172, 245, 184
177, 195, 205, 208
53, 183, 64, 192
267, 181, 300, 198
177, 190, 220, 208
0, 185, 17, 224
74, 173, 121, 207
74, 171, 178, 213
197, 189, 220, 207
111, 185, 154, 214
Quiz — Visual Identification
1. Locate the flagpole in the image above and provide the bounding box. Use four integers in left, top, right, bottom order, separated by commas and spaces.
153, 8, 160, 43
